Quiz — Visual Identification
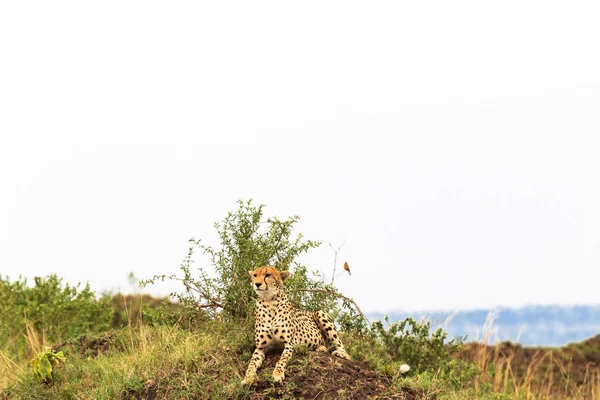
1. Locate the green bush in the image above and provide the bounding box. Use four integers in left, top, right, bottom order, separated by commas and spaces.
0, 275, 114, 361
142, 199, 367, 330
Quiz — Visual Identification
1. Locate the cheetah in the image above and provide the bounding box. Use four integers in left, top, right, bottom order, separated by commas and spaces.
241, 266, 350, 384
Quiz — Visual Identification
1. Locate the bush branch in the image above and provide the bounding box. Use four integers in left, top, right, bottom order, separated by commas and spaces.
290, 288, 370, 325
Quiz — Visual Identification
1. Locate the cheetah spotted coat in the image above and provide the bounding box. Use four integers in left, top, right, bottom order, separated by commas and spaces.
242, 266, 350, 384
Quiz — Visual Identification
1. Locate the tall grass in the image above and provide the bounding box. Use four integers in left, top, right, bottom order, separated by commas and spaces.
462, 310, 600, 400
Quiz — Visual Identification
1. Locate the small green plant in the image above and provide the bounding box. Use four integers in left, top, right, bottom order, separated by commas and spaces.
370, 316, 476, 386
31, 347, 66, 382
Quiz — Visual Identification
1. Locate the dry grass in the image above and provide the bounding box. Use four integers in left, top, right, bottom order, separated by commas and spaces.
461, 311, 600, 400
0, 321, 48, 392
0, 350, 23, 391
2, 318, 252, 399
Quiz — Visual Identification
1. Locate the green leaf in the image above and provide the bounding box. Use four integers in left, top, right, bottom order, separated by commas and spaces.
54, 350, 66, 362
38, 356, 53, 381
31, 358, 40, 377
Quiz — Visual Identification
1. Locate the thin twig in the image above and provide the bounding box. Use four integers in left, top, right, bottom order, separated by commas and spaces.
329, 243, 337, 285
178, 278, 223, 308
328, 239, 346, 285
195, 302, 223, 309
290, 288, 370, 325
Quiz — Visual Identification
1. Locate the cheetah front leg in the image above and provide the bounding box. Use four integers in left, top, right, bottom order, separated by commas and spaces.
272, 344, 293, 383
314, 311, 350, 359
242, 348, 265, 385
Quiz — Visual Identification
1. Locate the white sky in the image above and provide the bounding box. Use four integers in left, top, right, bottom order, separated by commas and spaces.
1, 1, 599, 312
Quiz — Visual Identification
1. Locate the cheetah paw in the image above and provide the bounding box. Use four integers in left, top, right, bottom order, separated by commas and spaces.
241, 374, 256, 385
272, 370, 285, 383
332, 349, 350, 360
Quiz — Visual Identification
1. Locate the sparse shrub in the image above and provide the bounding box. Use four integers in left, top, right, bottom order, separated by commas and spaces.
369, 316, 477, 386
109, 293, 192, 328
141, 299, 206, 330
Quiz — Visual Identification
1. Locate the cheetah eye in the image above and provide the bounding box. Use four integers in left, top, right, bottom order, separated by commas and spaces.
253, 274, 257, 278
265, 273, 271, 278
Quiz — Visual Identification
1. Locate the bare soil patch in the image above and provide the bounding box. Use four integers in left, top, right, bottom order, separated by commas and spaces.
52, 331, 116, 358
249, 351, 429, 400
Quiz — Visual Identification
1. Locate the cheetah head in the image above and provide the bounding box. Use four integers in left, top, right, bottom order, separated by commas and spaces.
248, 266, 290, 300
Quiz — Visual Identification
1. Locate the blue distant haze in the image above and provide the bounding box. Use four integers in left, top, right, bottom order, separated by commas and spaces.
368, 305, 600, 347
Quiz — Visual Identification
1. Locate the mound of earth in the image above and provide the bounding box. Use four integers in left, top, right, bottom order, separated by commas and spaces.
458, 336, 600, 392
52, 331, 116, 358
249, 351, 428, 400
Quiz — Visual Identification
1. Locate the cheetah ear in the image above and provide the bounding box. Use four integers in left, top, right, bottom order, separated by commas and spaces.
280, 270, 291, 282
248, 270, 254, 278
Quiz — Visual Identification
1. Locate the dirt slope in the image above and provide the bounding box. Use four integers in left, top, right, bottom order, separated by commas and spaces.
249, 351, 428, 400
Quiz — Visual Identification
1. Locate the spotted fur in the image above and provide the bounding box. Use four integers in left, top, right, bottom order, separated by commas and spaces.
241, 266, 350, 384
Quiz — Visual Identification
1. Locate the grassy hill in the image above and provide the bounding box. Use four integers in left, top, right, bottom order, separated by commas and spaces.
1, 320, 429, 399
2, 288, 600, 399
